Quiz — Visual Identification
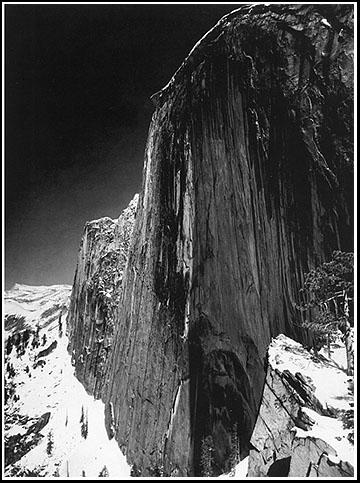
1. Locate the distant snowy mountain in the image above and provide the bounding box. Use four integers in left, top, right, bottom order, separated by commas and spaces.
3, 284, 131, 478
4, 284, 72, 332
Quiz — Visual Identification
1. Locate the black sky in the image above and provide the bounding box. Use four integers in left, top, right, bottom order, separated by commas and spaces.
5, 3, 243, 290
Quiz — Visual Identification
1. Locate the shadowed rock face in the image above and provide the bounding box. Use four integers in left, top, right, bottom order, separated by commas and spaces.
69, 4, 353, 477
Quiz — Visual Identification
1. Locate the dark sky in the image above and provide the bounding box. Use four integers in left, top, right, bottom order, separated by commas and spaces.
5, 3, 243, 290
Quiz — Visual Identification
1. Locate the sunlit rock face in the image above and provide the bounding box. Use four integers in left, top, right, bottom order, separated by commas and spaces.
68, 4, 353, 477
66, 194, 138, 398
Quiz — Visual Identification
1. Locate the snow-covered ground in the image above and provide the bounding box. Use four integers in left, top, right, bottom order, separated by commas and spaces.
268, 334, 354, 467
269, 333, 351, 412
3, 284, 131, 478
218, 456, 249, 478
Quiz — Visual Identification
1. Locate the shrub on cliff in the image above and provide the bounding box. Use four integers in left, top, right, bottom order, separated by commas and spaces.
147, 464, 164, 477
296, 251, 354, 374
4, 314, 26, 332
98, 465, 109, 477
200, 435, 214, 477
229, 422, 240, 476
46, 430, 54, 456
6, 336, 13, 355
80, 406, 88, 439
130, 463, 142, 477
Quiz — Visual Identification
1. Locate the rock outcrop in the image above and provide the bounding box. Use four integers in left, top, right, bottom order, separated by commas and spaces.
68, 4, 353, 477
5, 412, 51, 467
36, 341, 57, 360
67, 194, 138, 398
248, 334, 354, 477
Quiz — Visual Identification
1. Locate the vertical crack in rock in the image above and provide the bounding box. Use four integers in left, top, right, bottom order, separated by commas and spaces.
68, 4, 353, 477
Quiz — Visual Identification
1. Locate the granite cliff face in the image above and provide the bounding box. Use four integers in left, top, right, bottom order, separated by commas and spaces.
68, 4, 353, 477
67, 194, 138, 398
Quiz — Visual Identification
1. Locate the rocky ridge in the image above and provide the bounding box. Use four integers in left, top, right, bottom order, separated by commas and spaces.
66, 194, 138, 398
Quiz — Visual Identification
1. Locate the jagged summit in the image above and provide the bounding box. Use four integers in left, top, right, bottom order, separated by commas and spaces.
85, 193, 139, 227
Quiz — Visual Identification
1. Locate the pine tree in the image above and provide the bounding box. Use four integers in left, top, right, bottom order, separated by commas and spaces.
229, 422, 240, 476
295, 251, 354, 374
148, 464, 164, 476
23, 329, 30, 347
32, 327, 40, 349
6, 336, 13, 355
59, 312, 63, 337
80, 405, 84, 423
15, 333, 25, 357
130, 464, 141, 477
7, 362, 16, 378
14, 332, 22, 348
47, 430, 54, 456
200, 435, 214, 477
98, 465, 109, 477
81, 408, 88, 439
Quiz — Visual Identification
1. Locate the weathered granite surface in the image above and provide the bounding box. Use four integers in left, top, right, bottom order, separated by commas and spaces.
67, 194, 138, 398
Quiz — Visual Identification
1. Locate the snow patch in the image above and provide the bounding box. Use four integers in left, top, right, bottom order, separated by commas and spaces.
321, 17, 332, 28
269, 334, 351, 412
294, 407, 354, 466
219, 456, 249, 478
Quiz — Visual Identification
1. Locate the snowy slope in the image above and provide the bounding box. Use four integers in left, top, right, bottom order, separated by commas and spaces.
269, 334, 354, 467
4, 285, 353, 478
3, 284, 131, 478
